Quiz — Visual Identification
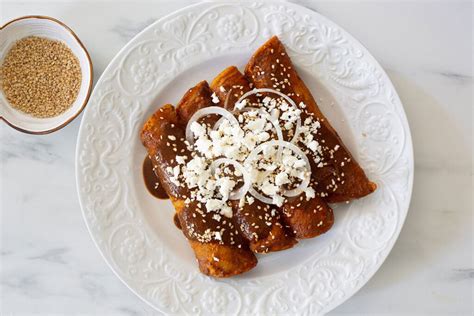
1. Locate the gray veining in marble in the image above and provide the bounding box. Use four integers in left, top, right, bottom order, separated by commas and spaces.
110, 17, 157, 42
437, 71, 472, 82
1, 0, 472, 315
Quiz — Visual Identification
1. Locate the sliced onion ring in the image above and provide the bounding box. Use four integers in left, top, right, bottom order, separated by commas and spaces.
210, 158, 251, 200
212, 116, 227, 130
223, 88, 233, 110
212, 106, 255, 130
185, 106, 239, 144
235, 88, 302, 143
248, 187, 274, 205
244, 140, 311, 202
211, 89, 235, 130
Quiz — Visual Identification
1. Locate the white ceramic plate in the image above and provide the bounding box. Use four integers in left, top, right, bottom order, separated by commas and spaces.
76, 2, 413, 315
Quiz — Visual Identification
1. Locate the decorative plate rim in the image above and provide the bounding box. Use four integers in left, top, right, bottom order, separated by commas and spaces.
75, 1, 414, 315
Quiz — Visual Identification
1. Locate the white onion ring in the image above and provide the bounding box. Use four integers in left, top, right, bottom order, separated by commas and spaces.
290, 121, 302, 144
213, 116, 226, 130
185, 90, 311, 205
185, 107, 239, 144
210, 158, 251, 200
244, 140, 311, 203
248, 187, 274, 205
223, 88, 233, 110
213, 106, 257, 130
212, 89, 235, 130
235, 88, 302, 143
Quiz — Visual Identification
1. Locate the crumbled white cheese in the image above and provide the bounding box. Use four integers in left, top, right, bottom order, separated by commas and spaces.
272, 194, 285, 206
307, 140, 319, 152
293, 159, 306, 169
245, 118, 266, 132
275, 172, 289, 186
257, 131, 270, 142
282, 153, 298, 167
270, 109, 280, 120
190, 122, 206, 138
211, 92, 220, 104
261, 180, 279, 196
179, 89, 326, 226
304, 187, 315, 200
216, 177, 235, 200
172, 165, 180, 178
235, 99, 247, 110
262, 96, 272, 105
206, 199, 223, 212
246, 195, 255, 205
205, 179, 216, 191
220, 205, 233, 218
195, 137, 212, 154
176, 155, 186, 165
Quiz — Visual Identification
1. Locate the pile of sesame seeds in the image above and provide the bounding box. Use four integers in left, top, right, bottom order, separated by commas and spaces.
0, 36, 82, 118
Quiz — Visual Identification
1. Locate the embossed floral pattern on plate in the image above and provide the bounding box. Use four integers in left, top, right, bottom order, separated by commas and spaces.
76, 2, 413, 315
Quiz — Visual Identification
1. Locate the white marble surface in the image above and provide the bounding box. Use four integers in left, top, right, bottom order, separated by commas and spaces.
1, 1, 472, 315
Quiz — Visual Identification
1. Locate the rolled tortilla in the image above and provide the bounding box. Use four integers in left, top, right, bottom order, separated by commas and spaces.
244, 36, 376, 203
141, 104, 257, 277
211, 66, 333, 239
178, 80, 297, 252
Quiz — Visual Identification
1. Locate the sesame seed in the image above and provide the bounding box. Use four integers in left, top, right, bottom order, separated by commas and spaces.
0, 36, 81, 118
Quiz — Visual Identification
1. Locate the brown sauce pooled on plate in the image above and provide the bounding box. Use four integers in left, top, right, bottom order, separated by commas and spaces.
143, 156, 181, 230
143, 156, 168, 199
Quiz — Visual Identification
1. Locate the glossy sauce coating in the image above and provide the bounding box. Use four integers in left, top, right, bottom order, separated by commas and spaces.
143, 156, 183, 230
244, 36, 376, 202
143, 156, 169, 199
142, 106, 258, 278
173, 213, 182, 230
141, 105, 247, 247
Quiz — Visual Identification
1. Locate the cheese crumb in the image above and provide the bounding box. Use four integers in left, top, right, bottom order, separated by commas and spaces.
211, 92, 219, 104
